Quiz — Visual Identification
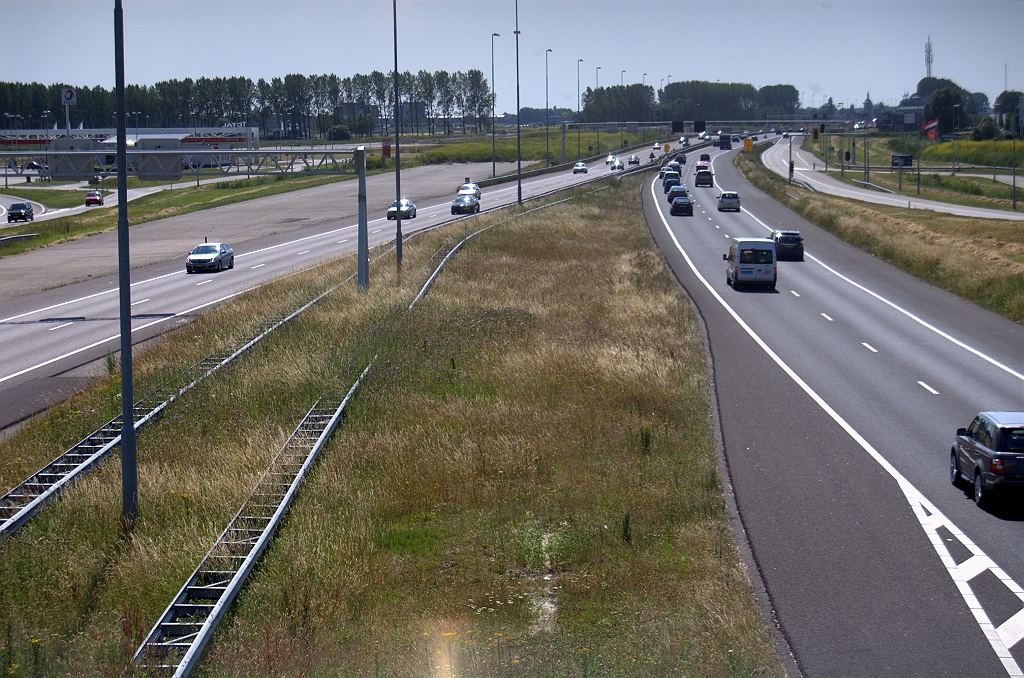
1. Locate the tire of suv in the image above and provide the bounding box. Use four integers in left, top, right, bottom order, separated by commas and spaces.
973, 471, 987, 507
950, 450, 961, 487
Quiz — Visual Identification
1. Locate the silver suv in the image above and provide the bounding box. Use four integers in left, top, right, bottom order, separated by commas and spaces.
717, 191, 741, 212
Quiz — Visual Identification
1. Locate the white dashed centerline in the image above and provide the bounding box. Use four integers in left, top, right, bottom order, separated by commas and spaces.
337, 239, 348, 244
48, 322, 74, 331
251, 264, 265, 269
791, 291, 800, 297
131, 298, 150, 306
196, 280, 212, 286
918, 381, 939, 395
821, 313, 833, 321
297, 250, 310, 256
862, 343, 878, 353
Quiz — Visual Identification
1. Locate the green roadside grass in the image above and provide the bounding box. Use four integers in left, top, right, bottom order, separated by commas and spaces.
0, 176, 782, 677
416, 128, 657, 165
739, 144, 1024, 322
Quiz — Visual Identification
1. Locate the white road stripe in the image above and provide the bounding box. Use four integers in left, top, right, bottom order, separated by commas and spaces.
791, 291, 800, 297
196, 280, 212, 286
297, 250, 309, 255
862, 343, 878, 353
821, 313, 833, 321
251, 264, 265, 269
918, 381, 939, 395
47, 322, 73, 331
650, 177, 1024, 676
131, 298, 150, 306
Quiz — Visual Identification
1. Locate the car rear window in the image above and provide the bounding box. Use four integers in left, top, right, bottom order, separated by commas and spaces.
1001, 428, 1024, 451
779, 235, 802, 243
739, 248, 773, 264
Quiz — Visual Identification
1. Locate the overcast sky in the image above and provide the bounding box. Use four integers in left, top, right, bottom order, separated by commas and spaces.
2, 0, 1022, 115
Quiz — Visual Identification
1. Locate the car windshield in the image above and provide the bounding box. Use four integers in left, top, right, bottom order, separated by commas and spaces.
11, 203, 27, 209
739, 248, 773, 264
192, 245, 218, 254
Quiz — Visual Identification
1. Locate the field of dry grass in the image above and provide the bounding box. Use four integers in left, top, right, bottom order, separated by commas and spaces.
0, 177, 782, 677
741, 146, 1024, 323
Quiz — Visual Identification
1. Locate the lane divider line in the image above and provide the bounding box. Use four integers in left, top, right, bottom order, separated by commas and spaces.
918, 381, 940, 395
862, 343, 878, 353
649, 176, 1024, 677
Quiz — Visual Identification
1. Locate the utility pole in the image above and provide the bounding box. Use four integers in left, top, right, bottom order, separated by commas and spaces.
114, 0, 137, 533
596, 66, 601, 155
515, 0, 522, 205
393, 0, 402, 272
491, 32, 499, 178
577, 59, 582, 160
545, 48, 552, 167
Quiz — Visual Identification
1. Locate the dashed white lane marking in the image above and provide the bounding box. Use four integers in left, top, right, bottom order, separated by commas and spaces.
372, 229, 382, 234
131, 298, 150, 306
715, 224, 720, 229
337, 239, 348, 244
862, 343, 878, 353
251, 264, 265, 269
651, 177, 1024, 677
297, 250, 309, 255
821, 313, 833, 321
48, 322, 73, 331
791, 291, 800, 297
918, 381, 939, 395
196, 280, 212, 286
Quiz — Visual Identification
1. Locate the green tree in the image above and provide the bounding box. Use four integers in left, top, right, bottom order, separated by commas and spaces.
923, 86, 966, 136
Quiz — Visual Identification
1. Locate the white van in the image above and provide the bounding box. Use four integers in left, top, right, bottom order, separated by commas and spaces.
724, 238, 776, 290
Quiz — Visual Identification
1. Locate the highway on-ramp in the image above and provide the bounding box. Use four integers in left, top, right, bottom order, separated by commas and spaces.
643, 147, 1024, 676
761, 135, 1024, 221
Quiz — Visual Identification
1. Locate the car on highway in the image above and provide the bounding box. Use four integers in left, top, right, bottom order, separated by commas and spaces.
724, 238, 776, 290
694, 169, 714, 187
573, 162, 588, 174
387, 198, 416, 220
186, 241, 234, 273
670, 196, 694, 216
653, 142, 661, 151
610, 158, 624, 170
679, 136, 689, 146
666, 160, 681, 174
659, 165, 676, 179
605, 154, 616, 165
700, 153, 710, 162
661, 170, 680, 187
7, 202, 34, 222
457, 183, 481, 199
952, 411, 1024, 506
663, 175, 681, 193
782, 131, 789, 138
451, 194, 481, 215
712, 139, 720, 147
667, 185, 689, 203
627, 154, 640, 166
772, 229, 804, 260
85, 191, 105, 206
717, 191, 741, 212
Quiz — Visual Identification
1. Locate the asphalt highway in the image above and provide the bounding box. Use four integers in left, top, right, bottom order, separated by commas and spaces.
643, 146, 1024, 675
0, 151, 654, 428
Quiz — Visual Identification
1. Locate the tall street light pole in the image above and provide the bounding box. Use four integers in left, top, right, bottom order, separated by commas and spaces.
545, 48, 552, 167
491, 32, 499, 178
620, 70, 625, 146
642, 73, 647, 137
515, 0, 522, 205
596, 66, 601, 154
114, 0, 137, 533
393, 0, 403, 272
577, 59, 582, 160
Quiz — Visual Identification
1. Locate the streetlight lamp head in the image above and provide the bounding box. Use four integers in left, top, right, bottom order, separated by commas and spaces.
493, 32, 499, 37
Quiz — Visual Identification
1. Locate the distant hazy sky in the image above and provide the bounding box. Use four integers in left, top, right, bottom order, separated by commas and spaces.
1, 0, 1022, 115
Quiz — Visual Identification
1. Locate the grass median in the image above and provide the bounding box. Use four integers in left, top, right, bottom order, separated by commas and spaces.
0, 176, 782, 677
739, 144, 1024, 322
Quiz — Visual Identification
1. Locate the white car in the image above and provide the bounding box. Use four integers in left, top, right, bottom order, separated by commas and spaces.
605, 154, 615, 165
457, 183, 481, 199
572, 162, 588, 174
717, 191, 741, 212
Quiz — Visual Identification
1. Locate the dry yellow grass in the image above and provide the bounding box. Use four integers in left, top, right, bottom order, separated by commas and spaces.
0, 178, 782, 677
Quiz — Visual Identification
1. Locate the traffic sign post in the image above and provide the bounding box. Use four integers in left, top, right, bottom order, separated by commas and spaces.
62, 87, 76, 138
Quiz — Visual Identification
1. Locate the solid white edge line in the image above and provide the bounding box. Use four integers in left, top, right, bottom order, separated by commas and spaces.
649, 176, 1023, 676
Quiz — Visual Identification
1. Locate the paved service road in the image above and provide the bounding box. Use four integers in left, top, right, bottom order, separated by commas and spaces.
643, 147, 1024, 676
761, 135, 1024, 221
0, 148, 670, 428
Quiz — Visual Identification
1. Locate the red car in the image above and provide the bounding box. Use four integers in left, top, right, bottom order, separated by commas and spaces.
85, 191, 104, 206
